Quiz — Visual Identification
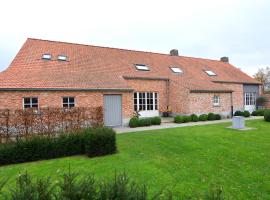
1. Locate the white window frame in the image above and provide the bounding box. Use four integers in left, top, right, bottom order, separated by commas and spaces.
170, 67, 183, 73
245, 92, 256, 106
42, 54, 52, 60
57, 55, 68, 61
213, 95, 220, 106
134, 92, 158, 111
62, 97, 75, 108
23, 97, 39, 109
135, 64, 150, 71
205, 70, 217, 76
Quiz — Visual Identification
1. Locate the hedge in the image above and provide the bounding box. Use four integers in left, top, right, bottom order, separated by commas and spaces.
0, 127, 116, 165
129, 117, 161, 128
264, 109, 270, 122
191, 114, 199, 122
199, 114, 208, 121
234, 110, 250, 118
252, 109, 265, 116
174, 113, 222, 124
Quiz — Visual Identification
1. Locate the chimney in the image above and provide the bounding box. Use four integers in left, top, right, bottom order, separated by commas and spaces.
170, 49, 179, 56
220, 57, 229, 63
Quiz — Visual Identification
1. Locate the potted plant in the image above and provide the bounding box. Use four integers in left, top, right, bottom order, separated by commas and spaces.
162, 105, 172, 117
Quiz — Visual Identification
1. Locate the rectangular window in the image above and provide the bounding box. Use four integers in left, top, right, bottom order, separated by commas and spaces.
135, 64, 150, 71
63, 97, 75, 108
245, 93, 256, 106
213, 95, 220, 106
23, 97, 38, 109
133, 92, 158, 111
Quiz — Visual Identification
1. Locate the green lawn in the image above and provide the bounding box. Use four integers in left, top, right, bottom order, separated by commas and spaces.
0, 120, 270, 199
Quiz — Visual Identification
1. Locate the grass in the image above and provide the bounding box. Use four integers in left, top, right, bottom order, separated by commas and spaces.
0, 120, 270, 199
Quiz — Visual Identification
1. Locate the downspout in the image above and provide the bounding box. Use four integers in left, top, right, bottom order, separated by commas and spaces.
230, 92, 233, 117
166, 79, 170, 110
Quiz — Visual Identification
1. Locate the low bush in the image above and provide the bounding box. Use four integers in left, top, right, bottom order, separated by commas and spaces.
191, 114, 199, 122
257, 109, 265, 116
129, 117, 161, 127
84, 127, 116, 157
243, 110, 251, 118
252, 111, 257, 116
207, 113, 216, 121
199, 114, 208, 121
129, 117, 140, 128
183, 116, 192, 123
150, 116, 162, 125
234, 110, 244, 116
0, 170, 226, 200
0, 127, 116, 165
264, 109, 270, 122
174, 116, 184, 123
138, 118, 152, 127
214, 114, 222, 120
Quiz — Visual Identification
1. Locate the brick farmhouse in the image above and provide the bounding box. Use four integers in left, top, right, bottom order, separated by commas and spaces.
0, 39, 261, 126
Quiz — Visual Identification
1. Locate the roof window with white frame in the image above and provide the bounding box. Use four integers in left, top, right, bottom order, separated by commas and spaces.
205, 70, 217, 76
42, 54, 52, 60
57, 55, 68, 61
135, 64, 150, 71
170, 67, 183, 73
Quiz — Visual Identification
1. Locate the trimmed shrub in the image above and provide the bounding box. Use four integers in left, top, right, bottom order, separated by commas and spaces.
243, 110, 251, 118
138, 118, 152, 127
234, 111, 244, 116
0, 127, 116, 165
264, 109, 270, 122
199, 114, 208, 121
174, 116, 184, 123
150, 116, 161, 125
207, 113, 215, 121
252, 111, 258, 116
84, 127, 116, 157
214, 114, 222, 120
191, 114, 199, 122
257, 109, 265, 116
183, 116, 192, 123
129, 117, 140, 128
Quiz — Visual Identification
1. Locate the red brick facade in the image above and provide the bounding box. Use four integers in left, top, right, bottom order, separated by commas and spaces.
0, 80, 252, 124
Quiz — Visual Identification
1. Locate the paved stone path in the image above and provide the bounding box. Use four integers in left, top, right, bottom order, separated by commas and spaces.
114, 116, 263, 134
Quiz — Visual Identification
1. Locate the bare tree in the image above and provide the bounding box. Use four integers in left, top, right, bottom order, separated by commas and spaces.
254, 67, 270, 93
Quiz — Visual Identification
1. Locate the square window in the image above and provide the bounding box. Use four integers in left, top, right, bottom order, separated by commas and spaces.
62, 97, 75, 108
23, 97, 38, 109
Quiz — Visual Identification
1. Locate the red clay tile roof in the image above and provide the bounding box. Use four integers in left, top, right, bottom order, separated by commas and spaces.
0, 38, 260, 91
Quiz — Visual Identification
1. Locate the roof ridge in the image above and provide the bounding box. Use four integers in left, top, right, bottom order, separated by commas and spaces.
27, 38, 224, 63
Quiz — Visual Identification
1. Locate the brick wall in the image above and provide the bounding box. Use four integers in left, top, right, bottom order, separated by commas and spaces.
126, 79, 168, 112
0, 91, 133, 120
217, 83, 244, 111
188, 92, 232, 116
264, 94, 270, 108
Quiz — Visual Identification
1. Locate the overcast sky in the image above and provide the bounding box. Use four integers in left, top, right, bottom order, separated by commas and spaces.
0, 0, 269, 76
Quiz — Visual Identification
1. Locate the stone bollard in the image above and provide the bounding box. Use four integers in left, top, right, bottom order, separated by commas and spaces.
232, 116, 245, 129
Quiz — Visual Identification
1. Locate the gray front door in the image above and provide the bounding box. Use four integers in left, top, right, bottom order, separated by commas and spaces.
104, 95, 122, 127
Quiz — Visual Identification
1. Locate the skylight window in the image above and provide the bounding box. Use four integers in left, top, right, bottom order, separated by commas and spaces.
170, 67, 183, 73
57, 55, 68, 61
135, 64, 149, 71
205, 70, 217, 76
42, 54, 51, 60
